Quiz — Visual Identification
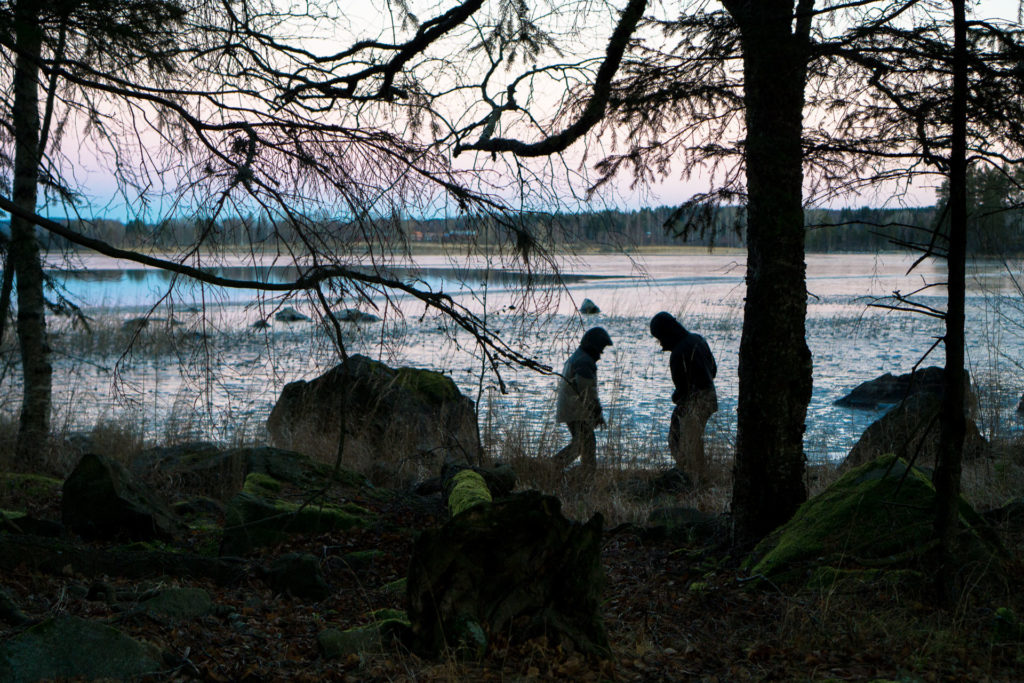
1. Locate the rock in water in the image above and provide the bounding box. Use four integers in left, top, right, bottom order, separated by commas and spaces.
275, 306, 310, 322
267, 355, 480, 465
841, 393, 987, 472
579, 298, 600, 315
834, 366, 975, 410
406, 491, 607, 657
333, 308, 382, 323
62, 453, 183, 541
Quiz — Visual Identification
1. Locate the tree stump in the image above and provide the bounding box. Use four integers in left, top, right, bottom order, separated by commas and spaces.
406, 491, 606, 657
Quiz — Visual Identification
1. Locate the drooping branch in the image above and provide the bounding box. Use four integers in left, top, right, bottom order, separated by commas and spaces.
456, 0, 648, 157
268, 0, 487, 103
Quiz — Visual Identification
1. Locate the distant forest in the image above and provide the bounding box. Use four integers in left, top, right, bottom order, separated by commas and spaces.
18, 166, 1024, 257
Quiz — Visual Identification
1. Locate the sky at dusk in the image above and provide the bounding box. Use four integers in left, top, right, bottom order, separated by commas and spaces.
41, 0, 1024, 223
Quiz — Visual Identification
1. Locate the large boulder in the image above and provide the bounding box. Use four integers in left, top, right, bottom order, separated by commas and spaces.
62, 453, 183, 541
406, 491, 606, 657
834, 366, 976, 412
0, 615, 162, 682
841, 393, 988, 472
333, 307, 381, 323
267, 355, 481, 466
748, 455, 1004, 587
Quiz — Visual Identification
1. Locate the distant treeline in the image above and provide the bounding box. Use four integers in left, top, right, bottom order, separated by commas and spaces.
11, 200, 1024, 256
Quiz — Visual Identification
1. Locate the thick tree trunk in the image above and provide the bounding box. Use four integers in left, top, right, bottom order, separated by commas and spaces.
10, 0, 51, 463
933, 0, 968, 602
726, 0, 813, 547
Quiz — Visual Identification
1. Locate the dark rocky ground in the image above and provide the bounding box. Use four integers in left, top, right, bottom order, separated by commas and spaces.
2, 445, 1024, 681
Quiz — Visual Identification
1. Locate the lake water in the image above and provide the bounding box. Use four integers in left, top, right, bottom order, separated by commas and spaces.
4, 251, 1023, 464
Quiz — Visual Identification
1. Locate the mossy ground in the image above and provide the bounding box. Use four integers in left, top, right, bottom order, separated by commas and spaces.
0, 473, 63, 511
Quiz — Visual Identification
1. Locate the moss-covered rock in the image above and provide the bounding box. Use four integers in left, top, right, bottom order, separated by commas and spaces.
238, 446, 369, 491
0, 615, 162, 682
447, 469, 492, 517
220, 491, 368, 555
747, 455, 1004, 586
318, 610, 410, 659
243, 472, 282, 496
141, 587, 214, 621
172, 496, 225, 523
62, 453, 184, 541
394, 366, 460, 403
266, 355, 480, 466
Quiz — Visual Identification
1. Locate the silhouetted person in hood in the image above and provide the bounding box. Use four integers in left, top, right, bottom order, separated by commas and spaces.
650, 311, 718, 482
553, 327, 613, 473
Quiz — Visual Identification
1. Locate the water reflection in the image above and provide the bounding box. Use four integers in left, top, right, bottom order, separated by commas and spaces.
7, 252, 1021, 465
54, 264, 598, 309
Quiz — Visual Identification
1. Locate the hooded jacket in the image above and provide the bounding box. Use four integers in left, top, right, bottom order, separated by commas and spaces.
650, 312, 717, 403
555, 328, 612, 424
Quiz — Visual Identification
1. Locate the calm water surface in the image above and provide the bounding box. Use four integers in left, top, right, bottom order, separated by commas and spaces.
7, 251, 1023, 464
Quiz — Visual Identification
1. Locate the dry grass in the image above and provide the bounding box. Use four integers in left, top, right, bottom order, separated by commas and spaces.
1, 369, 1021, 526
962, 435, 1024, 511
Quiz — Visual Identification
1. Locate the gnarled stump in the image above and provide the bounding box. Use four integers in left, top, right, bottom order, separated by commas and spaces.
406, 491, 606, 657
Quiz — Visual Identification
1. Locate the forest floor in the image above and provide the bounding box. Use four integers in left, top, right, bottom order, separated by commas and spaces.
2, 442, 1024, 683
